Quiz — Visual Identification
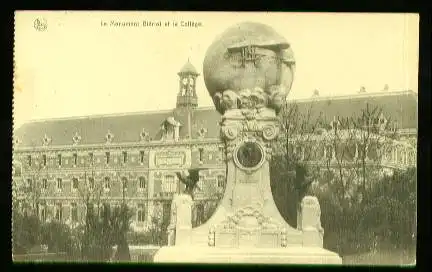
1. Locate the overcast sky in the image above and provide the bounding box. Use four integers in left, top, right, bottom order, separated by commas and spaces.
14, 11, 419, 128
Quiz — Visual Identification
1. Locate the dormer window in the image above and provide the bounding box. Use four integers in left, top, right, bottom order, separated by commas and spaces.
105, 131, 114, 144
161, 117, 181, 141
42, 134, 51, 146
198, 127, 208, 138
72, 132, 81, 145
140, 129, 150, 142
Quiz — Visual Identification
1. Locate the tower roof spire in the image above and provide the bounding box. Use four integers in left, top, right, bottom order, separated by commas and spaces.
178, 60, 199, 76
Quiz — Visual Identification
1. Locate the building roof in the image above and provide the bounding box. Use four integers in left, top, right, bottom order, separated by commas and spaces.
14, 90, 417, 148
178, 60, 199, 75
290, 90, 417, 129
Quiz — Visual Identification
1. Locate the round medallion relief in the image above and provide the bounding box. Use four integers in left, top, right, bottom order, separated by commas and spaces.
235, 141, 264, 170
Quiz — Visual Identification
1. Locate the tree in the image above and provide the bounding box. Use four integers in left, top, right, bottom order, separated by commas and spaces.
271, 99, 415, 255
78, 163, 134, 261
271, 101, 324, 227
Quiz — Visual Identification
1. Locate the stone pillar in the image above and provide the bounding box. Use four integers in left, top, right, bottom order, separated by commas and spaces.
172, 194, 193, 246
299, 196, 324, 247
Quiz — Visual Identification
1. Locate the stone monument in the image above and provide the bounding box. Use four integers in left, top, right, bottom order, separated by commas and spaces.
153, 22, 342, 264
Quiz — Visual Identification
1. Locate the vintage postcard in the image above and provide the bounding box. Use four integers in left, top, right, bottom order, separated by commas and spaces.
13, 11, 418, 265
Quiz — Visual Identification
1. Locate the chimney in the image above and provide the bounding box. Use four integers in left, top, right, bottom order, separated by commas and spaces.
383, 84, 389, 91
312, 89, 319, 97
358, 86, 366, 93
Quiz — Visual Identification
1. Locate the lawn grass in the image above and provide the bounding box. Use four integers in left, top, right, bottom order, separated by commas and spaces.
342, 248, 416, 266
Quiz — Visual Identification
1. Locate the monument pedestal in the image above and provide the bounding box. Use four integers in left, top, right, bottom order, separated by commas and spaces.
154, 22, 342, 265
154, 246, 342, 264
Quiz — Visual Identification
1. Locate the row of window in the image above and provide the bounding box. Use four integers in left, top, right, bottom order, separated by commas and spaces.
26, 176, 147, 190
39, 203, 147, 223
25, 174, 226, 192
26, 151, 146, 167
25, 147, 223, 167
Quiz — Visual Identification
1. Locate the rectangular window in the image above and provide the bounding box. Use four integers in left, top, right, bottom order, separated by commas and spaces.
122, 177, 128, 189
137, 204, 146, 222
58, 154, 62, 166
219, 147, 224, 160
57, 178, 63, 190
104, 177, 110, 189
139, 177, 146, 189
73, 153, 78, 165
40, 206, 46, 222
123, 151, 128, 164
162, 175, 176, 193
42, 179, 48, 190
55, 203, 63, 221
42, 154, 47, 166
88, 177, 94, 189
71, 203, 78, 222
27, 155, 32, 166
105, 152, 110, 164
199, 148, 204, 162
217, 175, 225, 188
140, 151, 144, 164
72, 178, 78, 189
27, 178, 32, 188
89, 152, 94, 164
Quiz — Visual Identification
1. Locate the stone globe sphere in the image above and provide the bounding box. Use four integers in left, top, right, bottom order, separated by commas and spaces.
203, 22, 296, 114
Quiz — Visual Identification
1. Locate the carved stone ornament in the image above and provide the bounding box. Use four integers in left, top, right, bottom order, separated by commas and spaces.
72, 132, 82, 145
262, 124, 279, 141
218, 204, 280, 232
42, 134, 51, 146
221, 125, 239, 140
105, 130, 114, 143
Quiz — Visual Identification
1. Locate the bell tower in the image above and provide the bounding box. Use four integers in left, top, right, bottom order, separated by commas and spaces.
176, 60, 199, 109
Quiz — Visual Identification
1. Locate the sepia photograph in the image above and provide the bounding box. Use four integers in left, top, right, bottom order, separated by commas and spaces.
12, 11, 418, 265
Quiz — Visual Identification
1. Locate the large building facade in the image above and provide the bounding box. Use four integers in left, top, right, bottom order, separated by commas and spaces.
12, 61, 418, 232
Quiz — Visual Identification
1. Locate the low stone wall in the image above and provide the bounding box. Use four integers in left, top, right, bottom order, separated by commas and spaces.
13, 252, 69, 262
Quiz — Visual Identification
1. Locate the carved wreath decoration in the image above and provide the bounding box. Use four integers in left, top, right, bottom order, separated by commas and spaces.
221, 125, 238, 140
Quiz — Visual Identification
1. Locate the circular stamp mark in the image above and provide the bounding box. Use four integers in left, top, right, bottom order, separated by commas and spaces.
34, 18, 47, 31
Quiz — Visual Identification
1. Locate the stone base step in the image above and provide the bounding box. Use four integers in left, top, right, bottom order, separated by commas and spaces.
154, 246, 342, 264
